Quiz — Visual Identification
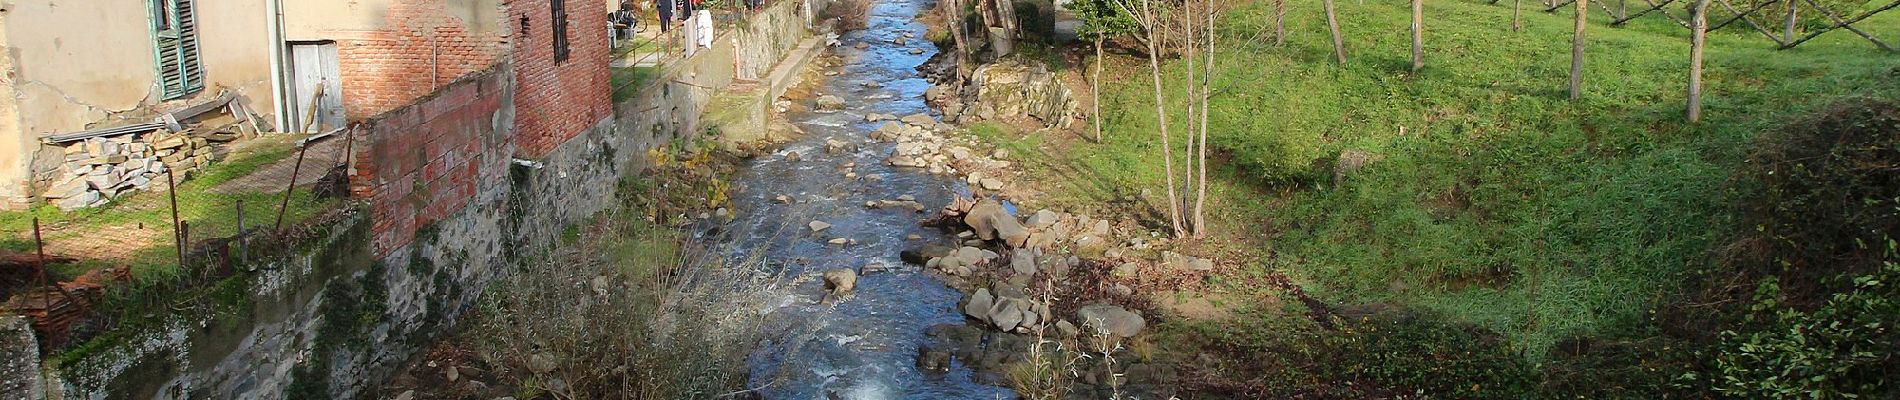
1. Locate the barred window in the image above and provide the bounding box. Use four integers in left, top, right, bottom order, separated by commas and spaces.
551, 0, 571, 63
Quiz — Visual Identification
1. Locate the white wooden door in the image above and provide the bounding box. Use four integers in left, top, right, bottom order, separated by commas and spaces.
289, 42, 345, 133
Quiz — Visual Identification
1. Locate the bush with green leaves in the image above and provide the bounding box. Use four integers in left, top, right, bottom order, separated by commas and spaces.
1710, 253, 1900, 399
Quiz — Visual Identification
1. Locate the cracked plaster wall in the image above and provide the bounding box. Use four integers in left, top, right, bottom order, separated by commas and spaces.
0, 0, 275, 208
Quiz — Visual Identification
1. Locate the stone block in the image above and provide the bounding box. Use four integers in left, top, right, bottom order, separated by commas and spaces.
55, 191, 101, 210
155, 137, 188, 149
43, 177, 89, 199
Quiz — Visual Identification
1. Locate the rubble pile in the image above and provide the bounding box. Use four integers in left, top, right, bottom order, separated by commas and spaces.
42, 127, 250, 210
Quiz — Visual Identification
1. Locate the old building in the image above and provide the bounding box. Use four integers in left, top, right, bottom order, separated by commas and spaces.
0, 0, 610, 209
0, 0, 273, 208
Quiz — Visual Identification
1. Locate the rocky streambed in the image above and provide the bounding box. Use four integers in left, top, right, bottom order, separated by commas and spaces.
714, 0, 1227, 398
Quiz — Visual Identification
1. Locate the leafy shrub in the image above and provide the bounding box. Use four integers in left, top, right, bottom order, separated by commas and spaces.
1711, 255, 1900, 398
1696, 96, 1900, 398
1742, 97, 1900, 284
1192, 306, 1536, 399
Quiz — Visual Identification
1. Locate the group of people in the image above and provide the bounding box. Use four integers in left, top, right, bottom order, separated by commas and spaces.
610, 0, 715, 52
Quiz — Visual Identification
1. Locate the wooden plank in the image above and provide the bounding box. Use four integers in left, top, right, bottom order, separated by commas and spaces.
157, 91, 234, 124
41, 124, 164, 144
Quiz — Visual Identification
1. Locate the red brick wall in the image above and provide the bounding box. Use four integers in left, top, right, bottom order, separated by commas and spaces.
508, 0, 613, 158
351, 69, 512, 257
336, 1, 508, 120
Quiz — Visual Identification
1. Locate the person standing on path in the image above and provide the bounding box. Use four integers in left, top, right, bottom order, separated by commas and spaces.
655, 0, 674, 34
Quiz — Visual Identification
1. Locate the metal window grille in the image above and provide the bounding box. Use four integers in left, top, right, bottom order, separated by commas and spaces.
552, 0, 571, 63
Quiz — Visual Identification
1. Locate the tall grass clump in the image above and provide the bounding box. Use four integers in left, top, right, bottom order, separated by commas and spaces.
466, 143, 792, 399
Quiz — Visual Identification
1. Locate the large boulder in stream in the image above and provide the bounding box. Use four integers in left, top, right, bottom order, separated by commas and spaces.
963, 199, 1030, 247
815, 95, 847, 110
824, 268, 858, 299
902, 244, 954, 265
969, 59, 1078, 128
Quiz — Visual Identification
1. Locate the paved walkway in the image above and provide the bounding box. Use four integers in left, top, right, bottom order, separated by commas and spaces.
210, 134, 346, 194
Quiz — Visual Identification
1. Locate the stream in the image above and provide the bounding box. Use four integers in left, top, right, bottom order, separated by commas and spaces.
717, 0, 1015, 398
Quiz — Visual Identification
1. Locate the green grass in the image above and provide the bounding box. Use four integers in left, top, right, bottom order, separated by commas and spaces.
0, 136, 339, 281
612, 65, 665, 102
1046, 0, 1900, 362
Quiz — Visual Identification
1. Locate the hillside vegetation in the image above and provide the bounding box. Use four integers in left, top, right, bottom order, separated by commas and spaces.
995, 0, 1900, 396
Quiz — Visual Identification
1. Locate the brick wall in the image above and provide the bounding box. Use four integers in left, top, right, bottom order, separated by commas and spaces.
335, 0, 508, 120
508, 0, 613, 158
351, 68, 514, 257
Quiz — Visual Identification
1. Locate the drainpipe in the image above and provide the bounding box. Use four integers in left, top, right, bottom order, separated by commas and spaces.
265, 0, 290, 132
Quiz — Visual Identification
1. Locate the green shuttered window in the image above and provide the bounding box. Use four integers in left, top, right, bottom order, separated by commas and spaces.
148, 0, 204, 100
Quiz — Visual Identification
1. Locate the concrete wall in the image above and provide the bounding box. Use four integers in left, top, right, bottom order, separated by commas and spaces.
0, 0, 277, 207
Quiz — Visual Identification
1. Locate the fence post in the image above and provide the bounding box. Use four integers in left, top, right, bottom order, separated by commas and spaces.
167, 167, 184, 269
276, 143, 309, 232
236, 199, 246, 267
179, 220, 191, 270
33, 217, 47, 307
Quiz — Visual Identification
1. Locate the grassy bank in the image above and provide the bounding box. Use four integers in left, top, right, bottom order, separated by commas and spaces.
0, 134, 338, 286
987, 0, 1900, 395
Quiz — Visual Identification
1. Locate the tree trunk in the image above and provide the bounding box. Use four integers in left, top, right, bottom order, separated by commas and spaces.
1783, 0, 1796, 43
1140, 0, 1185, 237
1689, 0, 1710, 121
1513, 0, 1523, 31
997, 0, 1020, 49
1274, 0, 1287, 45
1324, 0, 1347, 64
1093, 36, 1104, 142
1411, 0, 1424, 73
1194, 1, 1214, 238
1181, 0, 1198, 230
1569, 0, 1588, 100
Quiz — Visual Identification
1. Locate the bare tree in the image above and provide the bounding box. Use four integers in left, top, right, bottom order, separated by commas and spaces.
1274, 0, 1288, 45
1514, 0, 1524, 31
1117, 0, 1186, 237
1324, 0, 1347, 64
1412, 0, 1424, 72
1782, 0, 1796, 42
979, 0, 1015, 57
1569, 0, 1588, 100
1193, 0, 1216, 238
1182, 0, 1199, 227
1689, 0, 1711, 121
1093, 35, 1105, 142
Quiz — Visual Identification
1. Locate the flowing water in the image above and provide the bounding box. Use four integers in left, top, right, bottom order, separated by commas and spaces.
721, 0, 1015, 398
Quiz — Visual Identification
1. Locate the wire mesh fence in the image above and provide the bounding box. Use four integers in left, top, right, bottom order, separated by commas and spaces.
0, 124, 356, 350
